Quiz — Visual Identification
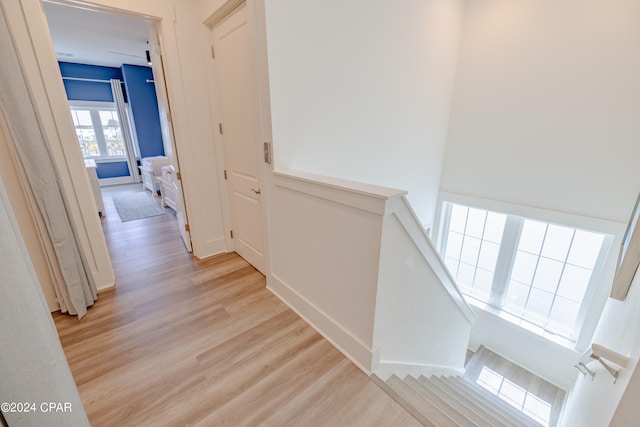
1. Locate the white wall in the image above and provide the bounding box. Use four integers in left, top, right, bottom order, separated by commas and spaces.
373, 197, 474, 380
562, 272, 640, 426
268, 170, 474, 377
469, 308, 580, 391
439, 0, 640, 403
0, 178, 89, 427
264, 0, 465, 227
442, 0, 640, 224
267, 170, 401, 372
611, 360, 640, 426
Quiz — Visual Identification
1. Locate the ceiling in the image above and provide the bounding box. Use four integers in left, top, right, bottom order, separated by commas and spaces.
42, 1, 151, 68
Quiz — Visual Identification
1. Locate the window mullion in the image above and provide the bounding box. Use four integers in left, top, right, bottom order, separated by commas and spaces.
438, 202, 453, 255
490, 215, 523, 307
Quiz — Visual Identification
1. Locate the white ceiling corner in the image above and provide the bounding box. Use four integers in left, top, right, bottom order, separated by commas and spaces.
42, 1, 152, 68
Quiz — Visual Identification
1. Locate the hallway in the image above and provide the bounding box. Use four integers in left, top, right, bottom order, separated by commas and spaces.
52, 185, 419, 426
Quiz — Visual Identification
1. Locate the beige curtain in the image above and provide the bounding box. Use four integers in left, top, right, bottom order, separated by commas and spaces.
0, 3, 96, 317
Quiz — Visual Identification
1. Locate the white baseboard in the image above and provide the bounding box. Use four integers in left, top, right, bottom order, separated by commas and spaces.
193, 237, 227, 260
99, 176, 134, 187
97, 282, 115, 292
373, 361, 465, 381
267, 273, 373, 374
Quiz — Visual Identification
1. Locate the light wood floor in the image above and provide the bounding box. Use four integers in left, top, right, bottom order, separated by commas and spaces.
53, 184, 420, 427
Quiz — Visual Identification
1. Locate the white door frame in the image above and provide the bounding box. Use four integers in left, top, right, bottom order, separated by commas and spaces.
205, 0, 273, 276
1, 0, 209, 289
149, 25, 193, 252
40, 2, 194, 255
4, 0, 263, 270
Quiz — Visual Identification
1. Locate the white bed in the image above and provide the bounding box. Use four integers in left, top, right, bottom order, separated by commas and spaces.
140, 156, 170, 195
157, 164, 179, 212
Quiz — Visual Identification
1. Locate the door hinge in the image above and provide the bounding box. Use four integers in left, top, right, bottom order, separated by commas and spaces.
223, 170, 228, 180
176, 171, 182, 180
230, 230, 234, 239
218, 123, 223, 134
166, 111, 172, 123
211, 45, 215, 59
185, 224, 190, 232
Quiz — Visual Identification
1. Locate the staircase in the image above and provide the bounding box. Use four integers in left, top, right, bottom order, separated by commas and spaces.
375, 347, 565, 426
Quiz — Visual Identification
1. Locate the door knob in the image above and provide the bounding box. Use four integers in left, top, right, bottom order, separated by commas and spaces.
251, 188, 261, 195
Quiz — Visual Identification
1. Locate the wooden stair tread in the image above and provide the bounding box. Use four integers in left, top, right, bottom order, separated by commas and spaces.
384, 375, 455, 426
450, 377, 544, 427
375, 345, 565, 427
430, 376, 520, 427
403, 375, 479, 427
419, 376, 507, 427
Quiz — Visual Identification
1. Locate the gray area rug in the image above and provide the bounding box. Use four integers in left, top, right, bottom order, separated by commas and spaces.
113, 192, 165, 222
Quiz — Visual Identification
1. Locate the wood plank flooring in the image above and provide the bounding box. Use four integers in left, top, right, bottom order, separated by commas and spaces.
53, 184, 420, 427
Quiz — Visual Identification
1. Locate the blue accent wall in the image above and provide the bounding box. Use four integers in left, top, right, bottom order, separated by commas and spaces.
59, 62, 122, 103
121, 64, 165, 158
95, 162, 130, 179
59, 62, 165, 179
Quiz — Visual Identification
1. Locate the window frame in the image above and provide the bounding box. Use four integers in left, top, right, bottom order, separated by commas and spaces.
434, 192, 620, 350
68, 100, 138, 161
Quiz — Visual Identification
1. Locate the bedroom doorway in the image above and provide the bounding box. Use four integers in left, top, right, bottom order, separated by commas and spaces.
42, 0, 192, 254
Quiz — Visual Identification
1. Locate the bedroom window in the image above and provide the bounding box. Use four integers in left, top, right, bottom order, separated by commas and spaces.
70, 103, 127, 159
439, 202, 608, 341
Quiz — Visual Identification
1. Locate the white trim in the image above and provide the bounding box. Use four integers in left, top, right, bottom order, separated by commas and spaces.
393, 197, 476, 324
96, 281, 114, 292
194, 237, 229, 260
267, 273, 373, 374
205, 0, 273, 263
41, 0, 158, 21
274, 169, 407, 216
91, 157, 129, 163
250, 0, 275, 284
203, 0, 245, 27
68, 100, 118, 108
98, 176, 133, 187
69, 102, 134, 163
372, 361, 464, 382
204, 12, 233, 255
439, 191, 626, 236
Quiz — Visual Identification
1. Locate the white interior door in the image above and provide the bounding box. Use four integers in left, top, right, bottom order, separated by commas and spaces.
150, 26, 192, 252
212, 3, 265, 273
